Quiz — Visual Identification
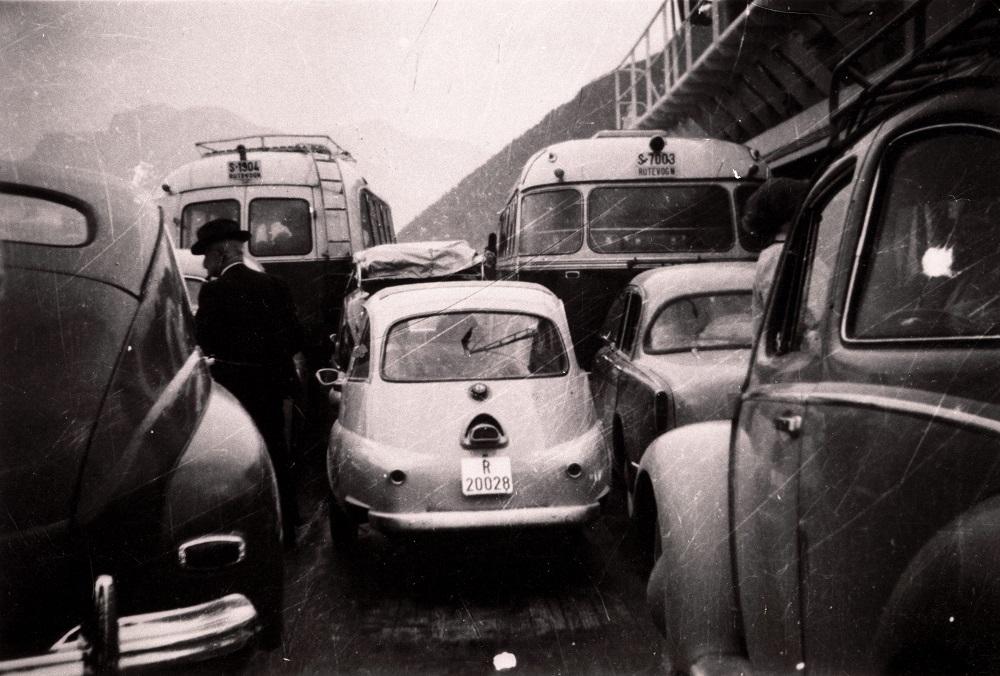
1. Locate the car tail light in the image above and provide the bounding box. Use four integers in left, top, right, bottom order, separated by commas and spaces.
654, 391, 671, 434
178, 535, 246, 570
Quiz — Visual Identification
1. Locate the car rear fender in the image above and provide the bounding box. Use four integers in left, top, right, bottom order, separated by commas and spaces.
164, 383, 280, 545
637, 420, 744, 671
874, 494, 1000, 673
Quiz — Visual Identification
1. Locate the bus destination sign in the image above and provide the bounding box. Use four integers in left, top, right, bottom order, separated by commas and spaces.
636, 151, 677, 177
228, 159, 262, 181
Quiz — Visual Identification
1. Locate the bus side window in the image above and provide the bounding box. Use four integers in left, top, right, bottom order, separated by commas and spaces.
360, 191, 374, 248
498, 209, 507, 256
384, 202, 395, 243
498, 201, 515, 257
379, 200, 391, 244
375, 200, 386, 244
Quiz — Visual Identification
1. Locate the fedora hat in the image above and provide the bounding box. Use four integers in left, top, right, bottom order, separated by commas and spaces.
191, 218, 251, 255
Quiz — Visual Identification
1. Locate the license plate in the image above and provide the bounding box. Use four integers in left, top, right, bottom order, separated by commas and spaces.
461, 456, 513, 496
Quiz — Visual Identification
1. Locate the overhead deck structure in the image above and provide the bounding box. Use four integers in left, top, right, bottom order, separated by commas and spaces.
614, 0, 993, 174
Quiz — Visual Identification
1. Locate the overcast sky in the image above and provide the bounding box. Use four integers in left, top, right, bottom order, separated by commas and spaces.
3, 0, 663, 159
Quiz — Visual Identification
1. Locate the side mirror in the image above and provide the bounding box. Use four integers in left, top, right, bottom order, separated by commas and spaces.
315, 368, 341, 389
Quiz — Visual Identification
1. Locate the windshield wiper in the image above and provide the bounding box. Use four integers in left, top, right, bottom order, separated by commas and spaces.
465, 328, 536, 355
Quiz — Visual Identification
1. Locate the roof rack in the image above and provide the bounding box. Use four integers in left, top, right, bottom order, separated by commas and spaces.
194, 135, 355, 160
828, 0, 1000, 149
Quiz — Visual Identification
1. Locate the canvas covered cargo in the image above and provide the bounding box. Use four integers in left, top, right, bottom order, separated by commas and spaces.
336, 240, 484, 369
353, 240, 483, 286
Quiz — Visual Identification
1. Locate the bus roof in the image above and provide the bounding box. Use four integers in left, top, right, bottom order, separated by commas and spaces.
512, 135, 766, 193
195, 134, 352, 158
161, 144, 359, 194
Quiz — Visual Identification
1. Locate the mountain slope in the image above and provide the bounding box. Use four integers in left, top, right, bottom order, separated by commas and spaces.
400, 71, 618, 246
25, 106, 485, 227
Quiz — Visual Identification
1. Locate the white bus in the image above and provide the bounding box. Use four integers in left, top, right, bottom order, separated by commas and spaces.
496, 130, 767, 365
159, 134, 394, 367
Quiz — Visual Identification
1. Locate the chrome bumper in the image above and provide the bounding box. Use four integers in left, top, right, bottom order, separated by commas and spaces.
0, 593, 258, 675
369, 501, 603, 532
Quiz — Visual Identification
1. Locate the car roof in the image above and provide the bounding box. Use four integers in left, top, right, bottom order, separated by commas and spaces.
629, 261, 757, 301
366, 281, 564, 322
0, 159, 158, 296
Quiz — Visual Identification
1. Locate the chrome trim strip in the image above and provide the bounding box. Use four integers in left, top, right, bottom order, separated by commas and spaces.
368, 503, 602, 531
178, 533, 247, 568
0, 594, 257, 676
805, 389, 1000, 437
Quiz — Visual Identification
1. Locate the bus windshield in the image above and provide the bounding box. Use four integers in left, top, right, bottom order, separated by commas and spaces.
588, 185, 733, 254
518, 189, 583, 255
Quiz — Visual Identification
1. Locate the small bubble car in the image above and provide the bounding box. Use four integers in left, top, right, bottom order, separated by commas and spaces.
319, 281, 610, 542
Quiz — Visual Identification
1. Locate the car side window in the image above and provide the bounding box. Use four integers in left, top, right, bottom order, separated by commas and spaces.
0, 192, 89, 246
765, 163, 854, 355
847, 125, 1000, 340
619, 291, 642, 355
348, 323, 371, 380
797, 172, 853, 350
599, 291, 629, 348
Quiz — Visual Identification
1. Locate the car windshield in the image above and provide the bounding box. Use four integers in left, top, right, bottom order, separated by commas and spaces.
645, 292, 752, 353
382, 311, 568, 381
588, 185, 734, 253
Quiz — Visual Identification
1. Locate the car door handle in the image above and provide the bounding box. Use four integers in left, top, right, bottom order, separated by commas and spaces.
774, 414, 802, 436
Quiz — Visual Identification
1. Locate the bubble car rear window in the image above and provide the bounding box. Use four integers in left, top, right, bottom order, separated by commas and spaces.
382, 311, 568, 381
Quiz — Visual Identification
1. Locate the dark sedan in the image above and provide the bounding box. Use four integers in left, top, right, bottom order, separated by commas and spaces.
0, 161, 284, 671
590, 262, 754, 511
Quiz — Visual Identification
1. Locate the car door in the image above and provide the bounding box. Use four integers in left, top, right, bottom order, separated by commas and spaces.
731, 162, 855, 672
591, 289, 629, 436
798, 122, 1000, 672
338, 318, 372, 435
611, 288, 648, 485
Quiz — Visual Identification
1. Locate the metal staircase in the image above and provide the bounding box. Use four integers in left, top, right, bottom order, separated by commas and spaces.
612, 0, 999, 168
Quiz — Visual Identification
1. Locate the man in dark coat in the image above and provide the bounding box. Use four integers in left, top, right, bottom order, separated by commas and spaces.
192, 218, 304, 546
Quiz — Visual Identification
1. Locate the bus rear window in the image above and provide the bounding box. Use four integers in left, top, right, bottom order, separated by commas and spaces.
249, 198, 312, 256
588, 185, 734, 253
518, 189, 583, 255
180, 199, 239, 249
